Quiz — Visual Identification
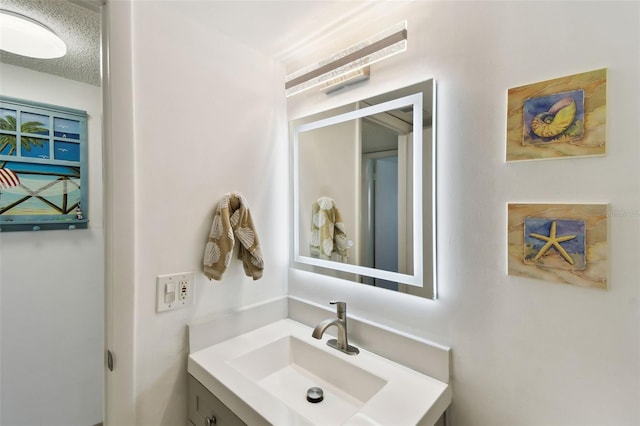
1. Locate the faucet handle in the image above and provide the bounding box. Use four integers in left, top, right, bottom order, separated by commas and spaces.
330, 301, 346, 316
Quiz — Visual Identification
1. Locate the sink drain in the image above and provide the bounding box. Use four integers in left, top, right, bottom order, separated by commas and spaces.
306, 387, 324, 403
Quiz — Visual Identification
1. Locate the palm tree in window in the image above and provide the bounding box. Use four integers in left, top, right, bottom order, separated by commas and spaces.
0, 115, 47, 157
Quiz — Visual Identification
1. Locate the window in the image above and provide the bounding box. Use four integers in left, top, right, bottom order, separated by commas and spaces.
0, 96, 88, 232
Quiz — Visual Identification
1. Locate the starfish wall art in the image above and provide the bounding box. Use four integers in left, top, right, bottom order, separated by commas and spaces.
508, 203, 608, 289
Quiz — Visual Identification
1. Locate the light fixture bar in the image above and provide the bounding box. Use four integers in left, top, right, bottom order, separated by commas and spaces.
319, 66, 370, 94
285, 21, 407, 97
285, 27, 406, 89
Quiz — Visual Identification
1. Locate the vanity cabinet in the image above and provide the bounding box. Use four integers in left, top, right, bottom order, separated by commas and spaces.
188, 375, 245, 426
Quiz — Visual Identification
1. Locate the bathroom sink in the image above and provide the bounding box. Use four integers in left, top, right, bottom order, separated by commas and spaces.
188, 319, 450, 425
229, 334, 386, 424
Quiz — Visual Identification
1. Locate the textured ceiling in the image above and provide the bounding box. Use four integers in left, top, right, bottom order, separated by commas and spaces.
0, 0, 101, 86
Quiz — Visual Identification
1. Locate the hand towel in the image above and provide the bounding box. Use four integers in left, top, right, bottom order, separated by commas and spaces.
310, 196, 349, 262
203, 192, 264, 281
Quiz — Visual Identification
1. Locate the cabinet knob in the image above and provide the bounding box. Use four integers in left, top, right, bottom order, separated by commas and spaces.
205, 415, 216, 426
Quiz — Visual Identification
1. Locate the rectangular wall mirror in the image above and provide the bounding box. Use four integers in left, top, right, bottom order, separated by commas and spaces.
290, 79, 437, 299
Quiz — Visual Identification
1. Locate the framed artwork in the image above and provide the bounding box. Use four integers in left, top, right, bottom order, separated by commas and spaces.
0, 96, 88, 232
507, 203, 608, 289
506, 69, 606, 161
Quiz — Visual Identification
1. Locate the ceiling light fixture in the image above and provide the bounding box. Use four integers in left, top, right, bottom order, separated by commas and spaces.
285, 21, 408, 97
0, 9, 67, 59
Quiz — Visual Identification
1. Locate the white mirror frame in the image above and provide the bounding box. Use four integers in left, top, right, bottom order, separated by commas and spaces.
293, 89, 435, 290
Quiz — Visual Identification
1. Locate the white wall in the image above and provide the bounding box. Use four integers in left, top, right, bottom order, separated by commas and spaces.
0, 64, 103, 425
288, 1, 640, 425
106, 2, 288, 424
105, 1, 639, 424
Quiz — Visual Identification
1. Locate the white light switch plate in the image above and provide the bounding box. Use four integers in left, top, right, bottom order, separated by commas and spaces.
156, 272, 194, 312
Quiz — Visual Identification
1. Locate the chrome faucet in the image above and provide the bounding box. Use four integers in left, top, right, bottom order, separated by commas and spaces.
312, 301, 359, 355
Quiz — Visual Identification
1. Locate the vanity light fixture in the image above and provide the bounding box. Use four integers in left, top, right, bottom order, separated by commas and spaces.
0, 9, 67, 59
285, 21, 407, 97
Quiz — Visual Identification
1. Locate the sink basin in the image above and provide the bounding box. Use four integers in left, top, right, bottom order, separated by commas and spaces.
229, 335, 386, 424
188, 319, 450, 425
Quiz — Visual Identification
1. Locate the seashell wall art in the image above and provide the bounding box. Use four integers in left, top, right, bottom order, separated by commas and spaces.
506, 69, 607, 161
507, 203, 608, 289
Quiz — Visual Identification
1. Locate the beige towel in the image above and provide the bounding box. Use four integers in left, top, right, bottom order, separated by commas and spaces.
310, 196, 348, 262
203, 192, 264, 280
